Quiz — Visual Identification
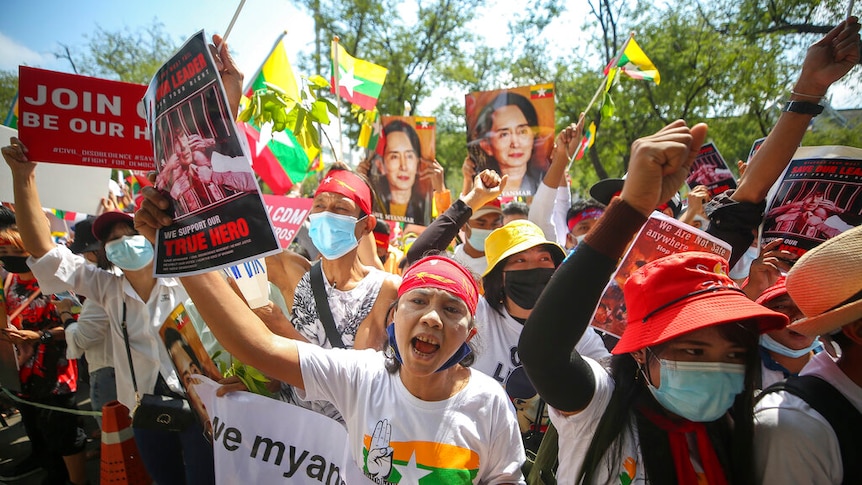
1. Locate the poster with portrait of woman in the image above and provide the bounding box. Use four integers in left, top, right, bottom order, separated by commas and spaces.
367, 116, 436, 225
466, 83, 555, 197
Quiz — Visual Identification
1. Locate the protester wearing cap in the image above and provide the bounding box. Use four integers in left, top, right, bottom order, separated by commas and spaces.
518, 117, 804, 484
452, 198, 504, 277
754, 223, 862, 485
164, 252, 526, 482
4, 143, 216, 482
62, 216, 119, 430
476, 219, 610, 449
372, 219, 403, 275
751, 276, 822, 389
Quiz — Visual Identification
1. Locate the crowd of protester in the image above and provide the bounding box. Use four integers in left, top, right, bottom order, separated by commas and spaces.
0, 16, 860, 485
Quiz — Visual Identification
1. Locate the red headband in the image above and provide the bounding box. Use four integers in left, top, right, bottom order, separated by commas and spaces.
314, 170, 372, 216
567, 207, 604, 233
373, 231, 390, 249
399, 256, 479, 316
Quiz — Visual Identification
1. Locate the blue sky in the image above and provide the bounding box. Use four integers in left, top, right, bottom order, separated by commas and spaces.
0, 0, 318, 82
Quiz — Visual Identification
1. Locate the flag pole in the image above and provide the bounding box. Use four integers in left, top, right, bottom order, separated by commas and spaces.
215, 0, 247, 54
582, 33, 633, 117
241, 31, 289, 95
332, 35, 344, 161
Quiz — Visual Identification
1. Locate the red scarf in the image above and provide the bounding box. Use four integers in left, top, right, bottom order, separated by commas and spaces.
638, 406, 728, 485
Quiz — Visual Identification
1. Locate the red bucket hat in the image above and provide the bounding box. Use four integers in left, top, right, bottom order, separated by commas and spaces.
755, 276, 788, 306
612, 252, 788, 354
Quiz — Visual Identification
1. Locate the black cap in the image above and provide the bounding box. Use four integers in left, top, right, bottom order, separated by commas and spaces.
69, 217, 101, 254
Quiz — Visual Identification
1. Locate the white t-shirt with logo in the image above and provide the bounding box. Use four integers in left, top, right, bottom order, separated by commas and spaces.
297, 341, 526, 484
452, 244, 488, 280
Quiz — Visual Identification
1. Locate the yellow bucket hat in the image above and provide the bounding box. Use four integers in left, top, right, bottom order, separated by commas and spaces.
482, 220, 566, 277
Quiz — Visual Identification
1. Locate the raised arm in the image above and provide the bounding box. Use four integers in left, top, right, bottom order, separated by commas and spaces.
520, 120, 707, 413
404, 169, 505, 266
135, 181, 305, 388
1, 138, 54, 258
732, 17, 860, 204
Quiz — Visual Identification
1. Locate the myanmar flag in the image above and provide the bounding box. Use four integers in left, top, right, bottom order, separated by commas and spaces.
414, 117, 435, 130
574, 121, 596, 160
242, 34, 316, 191
530, 83, 554, 99
330, 42, 388, 111
608, 37, 660, 85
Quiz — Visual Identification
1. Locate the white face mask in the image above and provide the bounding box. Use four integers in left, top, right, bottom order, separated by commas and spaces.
467, 227, 493, 252
729, 245, 760, 280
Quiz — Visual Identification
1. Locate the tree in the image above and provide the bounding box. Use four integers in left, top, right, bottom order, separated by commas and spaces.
0, 70, 17, 124
55, 20, 178, 84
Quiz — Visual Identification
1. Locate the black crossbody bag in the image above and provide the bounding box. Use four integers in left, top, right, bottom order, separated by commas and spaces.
120, 303, 195, 432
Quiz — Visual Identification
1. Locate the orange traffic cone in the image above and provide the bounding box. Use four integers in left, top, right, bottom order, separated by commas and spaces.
100, 400, 151, 484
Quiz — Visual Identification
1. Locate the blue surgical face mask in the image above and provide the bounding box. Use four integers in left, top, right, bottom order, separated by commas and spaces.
645, 358, 745, 422
760, 333, 822, 358
307, 212, 364, 260
467, 227, 492, 252
104, 235, 154, 271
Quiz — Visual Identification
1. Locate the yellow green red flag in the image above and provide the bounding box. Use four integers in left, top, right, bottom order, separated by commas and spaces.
331, 42, 388, 111
612, 37, 660, 85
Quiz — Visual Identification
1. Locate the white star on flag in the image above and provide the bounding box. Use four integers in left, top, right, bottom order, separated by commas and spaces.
419, 120, 429, 129
324, 176, 333, 184
536, 88, 547, 97
393, 451, 433, 483
338, 66, 364, 98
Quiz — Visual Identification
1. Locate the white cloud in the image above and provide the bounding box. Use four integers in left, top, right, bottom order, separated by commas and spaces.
0, 32, 52, 71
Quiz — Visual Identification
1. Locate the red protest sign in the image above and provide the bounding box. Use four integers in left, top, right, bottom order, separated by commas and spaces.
263, 195, 313, 248
17, 67, 154, 170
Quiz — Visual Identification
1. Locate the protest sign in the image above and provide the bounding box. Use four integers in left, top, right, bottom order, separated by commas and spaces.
365, 116, 436, 225
16, 67, 152, 170
589, 212, 732, 338
262, 195, 312, 248
0, 125, 110, 215
685, 142, 736, 197
159, 304, 223, 433
145, 31, 280, 276
193, 376, 372, 484
465, 83, 555, 197
762, 145, 862, 257
747, 137, 766, 163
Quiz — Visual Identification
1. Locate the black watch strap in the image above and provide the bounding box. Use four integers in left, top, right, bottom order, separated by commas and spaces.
40, 330, 53, 344
783, 100, 824, 116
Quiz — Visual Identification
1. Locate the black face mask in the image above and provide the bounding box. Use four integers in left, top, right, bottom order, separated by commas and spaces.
504, 267, 555, 310
0, 256, 31, 274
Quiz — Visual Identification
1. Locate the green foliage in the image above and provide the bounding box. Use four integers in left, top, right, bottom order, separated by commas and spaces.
0, 70, 17, 123
212, 351, 274, 398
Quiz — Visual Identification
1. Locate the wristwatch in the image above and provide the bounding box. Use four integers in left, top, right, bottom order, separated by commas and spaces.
40, 330, 53, 344
783, 101, 824, 116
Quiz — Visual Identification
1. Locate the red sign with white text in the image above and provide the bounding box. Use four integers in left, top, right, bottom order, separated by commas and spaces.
262, 195, 313, 248
17, 67, 153, 170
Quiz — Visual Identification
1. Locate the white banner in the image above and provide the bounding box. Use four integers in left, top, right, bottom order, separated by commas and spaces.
193, 376, 372, 485
0, 124, 110, 215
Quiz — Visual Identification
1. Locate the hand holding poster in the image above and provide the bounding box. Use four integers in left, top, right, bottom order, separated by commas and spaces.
159, 303, 223, 437
145, 31, 280, 276
465, 84, 555, 197
685, 142, 737, 197
364, 116, 436, 225
16, 67, 153, 170
590, 212, 731, 338
762, 145, 862, 257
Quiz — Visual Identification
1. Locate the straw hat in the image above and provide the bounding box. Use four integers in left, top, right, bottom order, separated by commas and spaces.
786, 225, 862, 337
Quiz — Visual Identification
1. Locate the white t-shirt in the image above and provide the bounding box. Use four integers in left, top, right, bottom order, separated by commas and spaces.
453, 244, 488, 279
754, 351, 862, 485
473, 298, 610, 434
297, 341, 526, 484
